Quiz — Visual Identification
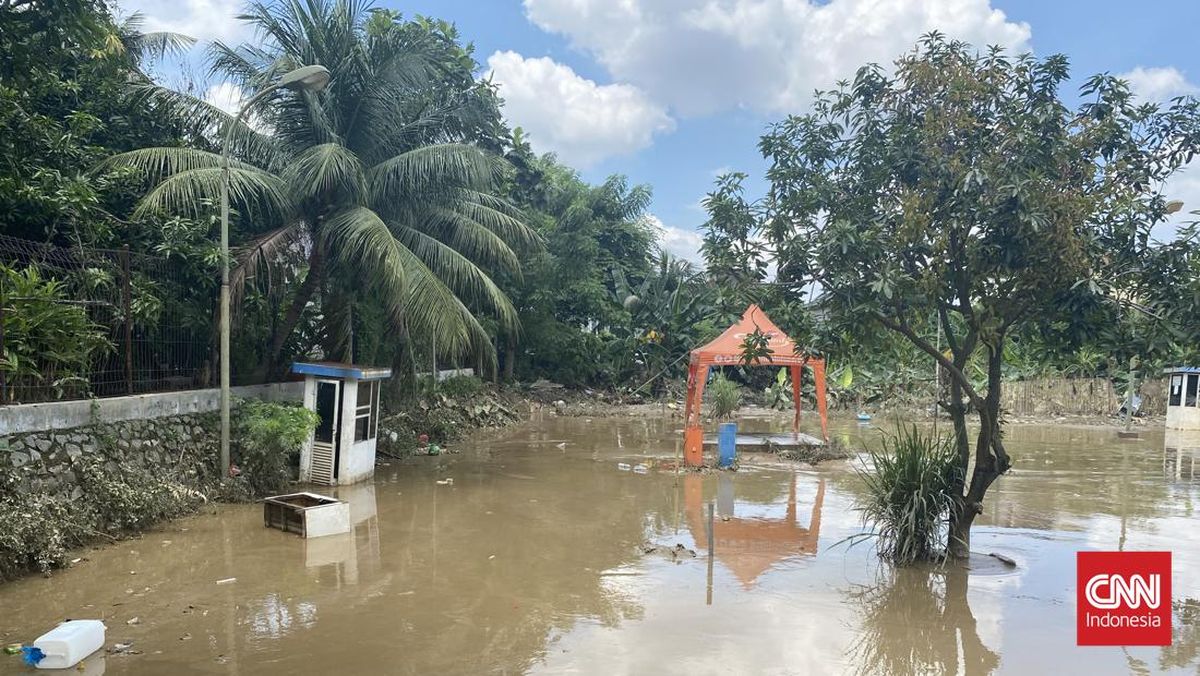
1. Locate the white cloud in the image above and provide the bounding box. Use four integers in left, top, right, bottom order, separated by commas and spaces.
486, 51, 675, 168
1118, 66, 1199, 103
648, 215, 705, 264
1155, 162, 1200, 242
115, 0, 247, 45
203, 82, 245, 116
523, 0, 1031, 116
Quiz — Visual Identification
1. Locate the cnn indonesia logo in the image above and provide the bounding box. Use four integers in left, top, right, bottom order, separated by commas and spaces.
1077, 551, 1171, 646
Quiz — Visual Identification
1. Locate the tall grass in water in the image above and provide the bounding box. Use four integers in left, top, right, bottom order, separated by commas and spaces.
707, 372, 742, 419
856, 425, 962, 564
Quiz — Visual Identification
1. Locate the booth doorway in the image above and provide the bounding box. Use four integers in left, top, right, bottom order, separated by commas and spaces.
312, 379, 342, 484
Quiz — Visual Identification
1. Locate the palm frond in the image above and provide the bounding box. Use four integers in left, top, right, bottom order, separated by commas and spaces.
320, 206, 408, 310
455, 192, 542, 252
391, 223, 518, 331
418, 207, 522, 274
230, 223, 307, 310
369, 144, 502, 204
283, 142, 365, 203
132, 167, 290, 220
130, 81, 281, 166
104, 147, 260, 183
117, 12, 196, 63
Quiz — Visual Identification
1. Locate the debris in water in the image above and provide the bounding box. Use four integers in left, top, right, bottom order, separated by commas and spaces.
633, 464, 649, 474
641, 543, 698, 560
556, 442, 567, 449
179, 633, 191, 641
436, 478, 454, 485
4, 644, 20, 655
617, 463, 631, 471
70, 558, 82, 564
125, 617, 140, 625
989, 552, 1017, 567
215, 577, 237, 585
488, 554, 496, 560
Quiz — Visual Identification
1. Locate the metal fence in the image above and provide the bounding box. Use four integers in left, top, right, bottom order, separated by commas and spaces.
0, 234, 214, 404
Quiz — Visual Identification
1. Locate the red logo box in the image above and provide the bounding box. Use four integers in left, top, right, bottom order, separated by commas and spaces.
1077, 551, 1171, 646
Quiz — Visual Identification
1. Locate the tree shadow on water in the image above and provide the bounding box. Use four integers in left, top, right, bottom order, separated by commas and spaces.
846, 564, 999, 676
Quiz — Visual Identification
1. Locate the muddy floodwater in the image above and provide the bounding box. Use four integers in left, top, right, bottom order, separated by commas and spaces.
3, 412, 1200, 675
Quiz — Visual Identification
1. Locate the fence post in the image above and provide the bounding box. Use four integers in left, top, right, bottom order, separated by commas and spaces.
121, 245, 133, 395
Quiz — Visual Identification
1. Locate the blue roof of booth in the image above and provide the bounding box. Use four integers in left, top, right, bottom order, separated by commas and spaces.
1164, 366, 1200, 374
291, 361, 392, 381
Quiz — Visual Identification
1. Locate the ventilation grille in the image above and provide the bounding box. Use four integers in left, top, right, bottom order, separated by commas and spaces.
310, 441, 336, 485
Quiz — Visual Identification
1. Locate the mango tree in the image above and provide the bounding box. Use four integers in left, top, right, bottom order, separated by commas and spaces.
759, 34, 1200, 557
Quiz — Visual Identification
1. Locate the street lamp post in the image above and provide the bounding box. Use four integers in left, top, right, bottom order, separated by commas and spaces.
220, 65, 330, 475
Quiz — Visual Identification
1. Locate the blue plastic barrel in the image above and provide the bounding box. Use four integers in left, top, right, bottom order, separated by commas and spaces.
717, 422, 737, 468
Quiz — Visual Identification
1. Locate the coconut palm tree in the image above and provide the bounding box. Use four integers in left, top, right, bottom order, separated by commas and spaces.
108, 0, 538, 376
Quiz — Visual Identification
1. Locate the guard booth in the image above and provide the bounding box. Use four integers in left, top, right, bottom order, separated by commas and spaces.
293, 362, 391, 485
1166, 366, 1200, 431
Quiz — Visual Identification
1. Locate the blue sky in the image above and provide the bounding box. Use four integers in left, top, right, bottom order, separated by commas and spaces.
123, 0, 1200, 259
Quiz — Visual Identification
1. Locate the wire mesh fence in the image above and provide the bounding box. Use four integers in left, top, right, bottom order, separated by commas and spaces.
0, 234, 215, 405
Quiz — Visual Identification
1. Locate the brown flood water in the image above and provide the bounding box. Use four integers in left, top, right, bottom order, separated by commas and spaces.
2, 412, 1200, 675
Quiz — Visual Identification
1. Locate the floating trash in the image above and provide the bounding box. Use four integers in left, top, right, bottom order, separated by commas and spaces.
617, 463, 631, 471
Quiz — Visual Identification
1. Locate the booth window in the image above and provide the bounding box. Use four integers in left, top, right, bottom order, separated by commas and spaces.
1188, 374, 1200, 408
1172, 375, 1184, 407
354, 381, 379, 441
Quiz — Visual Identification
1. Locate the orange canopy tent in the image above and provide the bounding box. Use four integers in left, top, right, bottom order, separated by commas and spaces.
683, 304, 828, 466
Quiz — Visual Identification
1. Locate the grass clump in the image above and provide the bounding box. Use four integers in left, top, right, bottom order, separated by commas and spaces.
708, 372, 742, 419
855, 424, 961, 564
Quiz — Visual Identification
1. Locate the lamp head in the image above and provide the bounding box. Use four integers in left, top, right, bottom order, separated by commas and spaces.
279, 65, 331, 92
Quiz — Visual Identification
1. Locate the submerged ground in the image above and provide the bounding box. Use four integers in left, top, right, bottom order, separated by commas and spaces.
0, 410, 1197, 675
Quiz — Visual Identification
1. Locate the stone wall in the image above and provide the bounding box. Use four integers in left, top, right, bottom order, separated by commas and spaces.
4, 412, 222, 500
1, 382, 303, 499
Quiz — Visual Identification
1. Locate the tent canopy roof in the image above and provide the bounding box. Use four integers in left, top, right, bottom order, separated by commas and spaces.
690, 304, 816, 366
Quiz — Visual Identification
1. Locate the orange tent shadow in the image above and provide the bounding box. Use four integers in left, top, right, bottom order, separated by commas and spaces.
685, 474, 825, 589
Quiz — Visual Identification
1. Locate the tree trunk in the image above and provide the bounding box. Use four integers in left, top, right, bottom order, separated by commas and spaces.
948, 338, 1011, 559
503, 333, 515, 381
261, 246, 323, 380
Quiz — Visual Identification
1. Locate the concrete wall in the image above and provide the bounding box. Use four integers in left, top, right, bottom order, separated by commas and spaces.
1167, 405, 1200, 431
0, 382, 304, 436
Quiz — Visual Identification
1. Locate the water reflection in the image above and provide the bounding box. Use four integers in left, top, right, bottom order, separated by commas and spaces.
303, 483, 382, 585
684, 472, 824, 589
848, 564, 999, 676
1164, 430, 1200, 483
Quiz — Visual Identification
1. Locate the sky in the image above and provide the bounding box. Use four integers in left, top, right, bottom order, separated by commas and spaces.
119, 0, 1200, 262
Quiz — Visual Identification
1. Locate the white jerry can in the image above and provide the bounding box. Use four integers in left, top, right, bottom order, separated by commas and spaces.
32, 620, 105, 669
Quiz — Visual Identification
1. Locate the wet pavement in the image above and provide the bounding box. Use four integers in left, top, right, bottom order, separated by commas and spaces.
2, 411, 1199, 674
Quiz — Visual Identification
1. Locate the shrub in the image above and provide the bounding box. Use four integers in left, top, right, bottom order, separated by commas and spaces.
708, 372, 742, 419
234, 399, 319, 496
855, 425, 962, 564
0, 264, 113, 401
